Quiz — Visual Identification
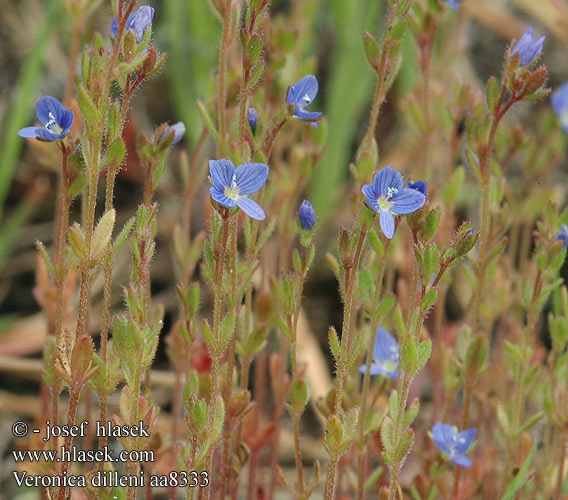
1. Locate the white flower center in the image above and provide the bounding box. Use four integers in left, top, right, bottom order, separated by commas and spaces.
224, 174, 239, 199
302, 93, 311, 105
379, 359, 397, 373
386, 187, 398, 198
377, 196, 392, 212
45, 112, 62, 134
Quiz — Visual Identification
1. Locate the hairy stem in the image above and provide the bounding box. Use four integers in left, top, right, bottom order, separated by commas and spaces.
325, 228, 367, 500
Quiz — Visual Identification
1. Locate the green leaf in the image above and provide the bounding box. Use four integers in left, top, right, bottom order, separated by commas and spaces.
401, 335, 416, 375
111, 217, 134, 256
402, 397, 420, 429
415, 339, 432, 372
91, 209, 116, 264
374, 294, 395, 323
77, 84, 100, 126
289, 379, 310, 413
394, 429, 415, 461
201, 319, 216, 356
68, 223, 88, 265
35, 241, 55, 278
420, 288, 437, 313
328, 326, 341, 362
245, 63, 264, 92
325, 415, 343, 454
219, 310, 236, 352
359, 268, 375, 307
485, 76, 499, 111
196, 99, 220, 143
212, 395, 225, 443
363, 31, 380, 70
339, 407, 359, 454
499, 445, 536, 500
103, 138, 126, 170
380, 415, 395, 458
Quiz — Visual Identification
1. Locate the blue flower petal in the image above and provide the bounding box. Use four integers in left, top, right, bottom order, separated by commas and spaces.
235, 163, 268, 195
452, 454, 473, 467
294, 109, 322, 121
209, 186, 235, 208
379, 209, 395, 239
298, 200, 316, 230
431, 422, 447, 441
456, 428, 477, 453
556, 223, 568, 249
35, 128, 63, 141
443, 0, 462, 9
290, 74, 318, 107
511, 27, 545, 66
17, 127, 42, 139
36, 96, 64, 127
234, 196, 265, 220
130, 6, 154, 43
373, 327, 398, 361
59, 109, 74, 132
110, 18, 118, 37
407, 180, 427, 196
373, 166, 404, 197
358, 363, 384, 376
551, 83, 568, 134
362, 184, 379, 211
390, 188, 425, 215
441, 423, 457, 445
160, 122, 185, 145
358, 362, 397, 379
209, 159, 236, 191
248, 108, 258, 135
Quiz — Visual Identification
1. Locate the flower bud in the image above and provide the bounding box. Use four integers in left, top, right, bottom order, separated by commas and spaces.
248, 108, 258, 135
298, 200, 315, 231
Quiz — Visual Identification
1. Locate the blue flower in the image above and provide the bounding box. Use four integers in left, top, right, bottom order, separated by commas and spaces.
159, 122, 185, 145
298, 200, 315, 230
510, 27, 545, 67
209, 159, 268, 220
551, 82, 568, 134
443, 0, 463, 9
287, 75, 322, 128
362, 166, 426, 239
358, 327, 399, 379
111, 6, 154, 43
407, 180, 427, 197
556, 224, 568, 249
248, 108, 258, 135
431, 422, 476, 467
18, 96, 73, 142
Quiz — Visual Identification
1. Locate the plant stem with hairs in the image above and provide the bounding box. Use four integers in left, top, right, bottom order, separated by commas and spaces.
325, 226, 367, 500
219, 217, 239, 500
75, 1, 134, 342
216, 0, 232, 155
356, 242, 387, 500
203, 211, 231, 500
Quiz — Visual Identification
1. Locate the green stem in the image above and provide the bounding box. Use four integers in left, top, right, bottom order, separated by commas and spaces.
203, 213, 230, 500
55, 383, 82, 500
324, 228, 367, 500
290, 245, 309, 494
126, 368, 143, 500
216, 1, 231, 155
219, 217, 239, 500
356, 248, 387, 500
54, 147, 70, 340
75, 0, 135, 341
